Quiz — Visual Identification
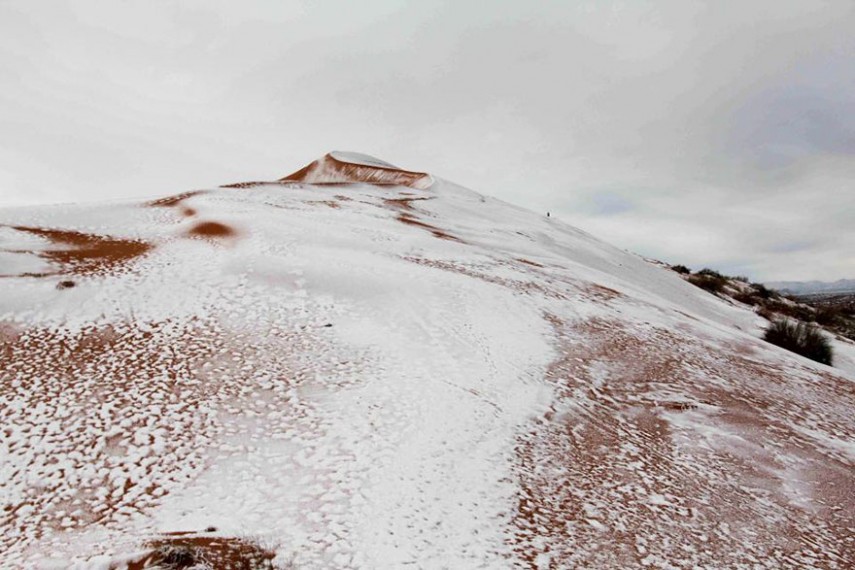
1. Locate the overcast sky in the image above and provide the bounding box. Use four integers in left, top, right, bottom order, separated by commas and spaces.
1, 1, 853, 281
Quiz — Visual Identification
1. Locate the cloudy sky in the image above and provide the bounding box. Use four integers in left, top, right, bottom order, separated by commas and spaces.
1, 1, 853, 281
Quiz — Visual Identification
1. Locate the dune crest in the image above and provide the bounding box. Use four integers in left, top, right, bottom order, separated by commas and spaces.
280, 151, 434, 189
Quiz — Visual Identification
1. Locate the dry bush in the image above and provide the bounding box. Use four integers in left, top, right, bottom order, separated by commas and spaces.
128, 535, 276, 570
763, 319, 833, 365
751, 283, 778, 299
688, 271, 727, 294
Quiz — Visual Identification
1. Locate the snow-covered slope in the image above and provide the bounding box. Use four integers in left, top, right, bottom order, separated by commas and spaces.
1, 153, 852, 569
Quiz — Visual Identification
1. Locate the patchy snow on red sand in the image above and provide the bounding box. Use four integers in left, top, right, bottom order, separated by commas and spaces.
1, 153, 853, 569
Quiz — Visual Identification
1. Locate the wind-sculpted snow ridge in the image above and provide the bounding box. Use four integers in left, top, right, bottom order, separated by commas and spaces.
1, 156, 853, 568
224, 151, 434, 190
281, 151, 434, 189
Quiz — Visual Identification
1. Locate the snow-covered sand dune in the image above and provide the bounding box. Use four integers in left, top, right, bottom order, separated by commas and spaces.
1, 154, 852, 568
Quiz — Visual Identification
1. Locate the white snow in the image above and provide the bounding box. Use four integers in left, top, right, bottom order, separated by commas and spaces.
1, 166, 852, 568
328, 151, 400, 170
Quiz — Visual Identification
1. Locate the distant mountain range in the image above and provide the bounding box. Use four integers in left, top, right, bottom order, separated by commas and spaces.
765, 279, 855, 295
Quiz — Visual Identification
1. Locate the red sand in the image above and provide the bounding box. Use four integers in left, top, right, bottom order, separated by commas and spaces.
396, 214, 461, 242
6, 226, 152, 276
222, 153, 433, 190
185, 221, 236, 238
510, 315, 855, 567
281, 153, 433, 189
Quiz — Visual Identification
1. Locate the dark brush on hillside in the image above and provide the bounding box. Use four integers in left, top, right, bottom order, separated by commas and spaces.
763, 319, 833, 366
687, 269, 728, 294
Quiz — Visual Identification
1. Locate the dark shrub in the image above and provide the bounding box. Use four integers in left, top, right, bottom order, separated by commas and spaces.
135, 536, 276, 569
764, 299, 815, 322
815, 306, 843, 327
159, 546, 197, 568
751, 283, 776, 299
688, 272, 727, 294
697, 268, 724, 279
757, 306, 775, 321
733, 291, 759, 306
671, 264, 691, 274
763, 319, 833, 365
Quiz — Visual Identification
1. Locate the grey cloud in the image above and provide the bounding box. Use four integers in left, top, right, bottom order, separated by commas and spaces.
0, 0, 852, 281
723, 55, 855, 176
587, 192, 636, 216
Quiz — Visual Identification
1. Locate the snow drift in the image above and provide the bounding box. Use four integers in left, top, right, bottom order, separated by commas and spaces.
1, 152, 853, 568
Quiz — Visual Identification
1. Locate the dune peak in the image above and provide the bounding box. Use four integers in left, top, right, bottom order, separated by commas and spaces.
280, 151, 433, 189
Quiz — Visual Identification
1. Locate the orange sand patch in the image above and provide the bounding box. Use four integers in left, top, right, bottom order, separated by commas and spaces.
280, 161, 314, 183
7, 226, 152, 276
185, 221, 236, 238
396, 214, 461, 242
223, 153, 433, 190
280, 153, 433, 189
383, 196, 434, 211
